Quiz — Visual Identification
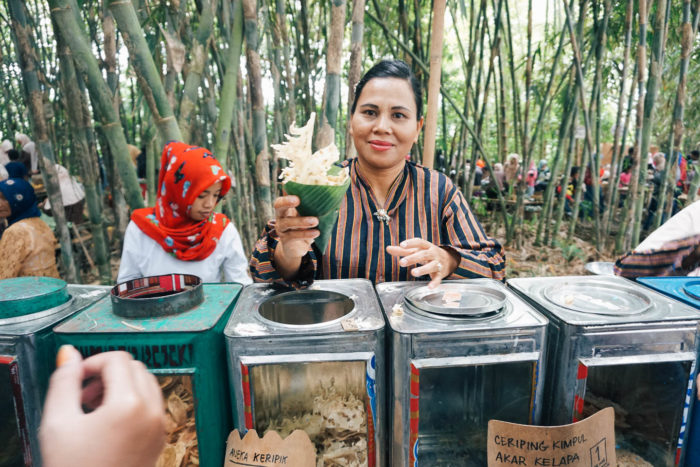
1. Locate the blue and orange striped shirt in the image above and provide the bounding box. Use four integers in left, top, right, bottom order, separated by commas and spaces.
250, 158, 506, 285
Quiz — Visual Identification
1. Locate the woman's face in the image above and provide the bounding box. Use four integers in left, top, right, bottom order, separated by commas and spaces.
0, 193, 10, 218
350, 78, 423, 171
189, 181, 222, 222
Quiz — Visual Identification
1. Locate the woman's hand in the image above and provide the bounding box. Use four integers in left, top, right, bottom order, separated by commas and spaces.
273, 196, 319, 279
40, 346, 166, 467
387, 238, 460, 288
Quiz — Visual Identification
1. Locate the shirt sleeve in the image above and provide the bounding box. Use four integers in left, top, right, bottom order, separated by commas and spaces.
440, 182, 507, 281
0, 224, 31, 279
249, 221, 318, 288
116, 222, 144, 283
614, 234, 700, 278
221, 223, 253, 284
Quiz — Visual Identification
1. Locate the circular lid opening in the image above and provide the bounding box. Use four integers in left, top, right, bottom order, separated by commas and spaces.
110, 274, 204, 319
683, 281, 700, 301
403, 283, 507, 319
258, 290, 354, 326
0, 277, 69, 319
543, 279, 651, 316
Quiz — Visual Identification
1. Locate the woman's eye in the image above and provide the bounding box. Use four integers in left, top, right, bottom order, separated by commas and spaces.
363, 109, 376, 116
393, 112, 406, 119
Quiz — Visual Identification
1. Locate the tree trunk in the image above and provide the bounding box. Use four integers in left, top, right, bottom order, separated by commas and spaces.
108, 0, 182, 143
9, 0, 79, 283
50, 0, 144, 211
422, 0, 446, 168
317, 0, 346, 149
243, 0, 273, 227
345, 0, 366, 159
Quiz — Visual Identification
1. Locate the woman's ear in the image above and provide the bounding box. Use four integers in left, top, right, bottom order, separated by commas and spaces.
414, 117, 425, 143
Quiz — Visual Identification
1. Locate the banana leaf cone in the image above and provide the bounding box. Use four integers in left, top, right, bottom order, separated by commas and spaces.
283, 177, 350, 254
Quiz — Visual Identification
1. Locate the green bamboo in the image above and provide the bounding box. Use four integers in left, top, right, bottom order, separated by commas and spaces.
9, 0, 78, 283
345, 0, 366, 159
108, 0, 182, 143
50, 0, 144, 211
317, 0, 346, 149
178, 0, 215, 143
56, 31, 111, 283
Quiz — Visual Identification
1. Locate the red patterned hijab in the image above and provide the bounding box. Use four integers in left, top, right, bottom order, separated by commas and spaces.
131, 141, 231, 261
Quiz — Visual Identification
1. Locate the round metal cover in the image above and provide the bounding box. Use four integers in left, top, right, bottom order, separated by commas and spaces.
111, 274, 204, 318
584, 261, 615, 276
403, 283, 507, 317
683, 281, 700, 301
543, 280, 652, 315
0, 277, 69, 318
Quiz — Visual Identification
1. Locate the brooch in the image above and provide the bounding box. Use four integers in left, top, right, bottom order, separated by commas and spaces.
374, 209, 391, 224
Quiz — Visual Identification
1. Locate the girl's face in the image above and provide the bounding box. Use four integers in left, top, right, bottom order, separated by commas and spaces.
189, 181, 222, 222
350, 78, 424, 171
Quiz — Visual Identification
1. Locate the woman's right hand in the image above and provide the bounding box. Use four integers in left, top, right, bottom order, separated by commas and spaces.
273, 196, 318, 279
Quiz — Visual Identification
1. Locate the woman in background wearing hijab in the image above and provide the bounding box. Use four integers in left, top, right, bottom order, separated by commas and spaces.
0, 178, 59, 279
117, 141, 251, 284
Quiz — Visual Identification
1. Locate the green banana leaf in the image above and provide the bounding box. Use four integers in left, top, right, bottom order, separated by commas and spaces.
284, 177, 350, 254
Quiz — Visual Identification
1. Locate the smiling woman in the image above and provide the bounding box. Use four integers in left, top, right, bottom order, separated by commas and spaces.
250, 59, 505, 287
117, 141, 251, 284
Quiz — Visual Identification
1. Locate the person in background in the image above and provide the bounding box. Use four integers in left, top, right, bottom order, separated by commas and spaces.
117, 141, 252, 284
43, 164, 86, 224
0, 163, 8, 182
0, 178, 59, 279
525, 161, 538, 199
492, 162, 505, 192
5, 149, 29, 180
40, 345, 165, 467
504, 153, 520, 191
535, 159, 549, 193
250, 59, 505, 287
0, 139, 12, 166
614, 200, 700, 278
643, 152, 668, 231
15, 132, 38, 174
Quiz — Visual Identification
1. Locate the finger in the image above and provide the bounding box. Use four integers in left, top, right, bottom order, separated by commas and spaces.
411, 259, 443, 279
385, 245, 419, 258
398, 238, 432, 249
276, 216, 318, 233
428, 272, 445, 289
130, 360, 164, 414
81, 377, 105, 411
273, 196, 300, 217
42, 345, 84, 420
81, 351, 138, 407
399, 249, 434, 268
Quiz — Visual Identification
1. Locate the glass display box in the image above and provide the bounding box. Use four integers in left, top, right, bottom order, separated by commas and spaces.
509, 275, 700, 467
0, 277, 107, 466
376, 279, 548, 466
53, 274, 241, 467
225, 279, 385, 466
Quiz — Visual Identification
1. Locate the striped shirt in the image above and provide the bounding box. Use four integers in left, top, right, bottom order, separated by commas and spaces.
250, 158, 506, 286
614, 234, 700, 278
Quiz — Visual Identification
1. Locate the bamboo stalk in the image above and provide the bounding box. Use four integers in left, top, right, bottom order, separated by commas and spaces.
317, 0, 346, 149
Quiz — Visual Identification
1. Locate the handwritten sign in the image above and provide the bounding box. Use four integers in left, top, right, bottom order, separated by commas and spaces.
224, 429, 316, 467
487, 408, 616, 467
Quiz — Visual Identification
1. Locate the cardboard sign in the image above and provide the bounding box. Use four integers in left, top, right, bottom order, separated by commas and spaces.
487, 408, 616, 467
224, 429, 316, 467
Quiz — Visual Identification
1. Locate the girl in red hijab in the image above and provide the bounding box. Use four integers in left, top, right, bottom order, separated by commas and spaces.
117, 141, 251, 284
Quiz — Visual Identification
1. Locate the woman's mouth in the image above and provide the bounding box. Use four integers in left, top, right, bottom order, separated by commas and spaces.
369, 140, 393, 151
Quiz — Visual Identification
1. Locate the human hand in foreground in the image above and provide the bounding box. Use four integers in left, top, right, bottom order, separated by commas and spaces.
387, 238, 459, 288
272, 195, 318, 278
40, 346, 165, 467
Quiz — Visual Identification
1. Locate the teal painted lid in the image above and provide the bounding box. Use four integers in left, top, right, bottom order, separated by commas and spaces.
0, 277, 70, 318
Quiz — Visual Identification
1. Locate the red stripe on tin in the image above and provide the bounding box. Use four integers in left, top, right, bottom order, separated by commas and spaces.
675, 447, 681, 465
409, 364, 420, 466
572, 417, 580, 423
366, 399, 376, 467
577, 362, 588, 379
240, 363, 253, 429
0, 355, 14, 365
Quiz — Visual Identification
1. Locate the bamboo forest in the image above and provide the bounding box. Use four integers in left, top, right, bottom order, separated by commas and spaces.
0, 0, 699, 284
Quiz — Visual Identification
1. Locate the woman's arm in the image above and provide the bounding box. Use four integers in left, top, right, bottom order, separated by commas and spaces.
116, 222, 144, 283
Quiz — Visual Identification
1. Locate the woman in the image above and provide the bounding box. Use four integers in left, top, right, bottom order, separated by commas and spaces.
117, 141, 251, 284
0, 178, 60, 279
250, 60, 505, 287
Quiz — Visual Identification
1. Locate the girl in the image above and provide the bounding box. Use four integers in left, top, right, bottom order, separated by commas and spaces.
117, 141, 251, 284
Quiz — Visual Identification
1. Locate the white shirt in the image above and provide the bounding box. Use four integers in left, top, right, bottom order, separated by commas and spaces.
117, 221, 252, 284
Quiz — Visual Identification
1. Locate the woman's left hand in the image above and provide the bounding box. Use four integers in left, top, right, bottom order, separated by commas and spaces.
387, 238, 460, 288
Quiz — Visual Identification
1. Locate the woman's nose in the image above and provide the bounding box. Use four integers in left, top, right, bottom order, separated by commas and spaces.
373, 113, 391, 133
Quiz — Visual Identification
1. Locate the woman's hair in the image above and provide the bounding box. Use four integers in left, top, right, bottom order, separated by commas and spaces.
350, 59, 423, 119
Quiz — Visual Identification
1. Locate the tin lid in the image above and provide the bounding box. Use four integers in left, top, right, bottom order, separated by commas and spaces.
404, 283, 507, 318
0, 277, 70, 318
683, 282, 700, 301
110, 274, 204, 318
542, 279, 651, 315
